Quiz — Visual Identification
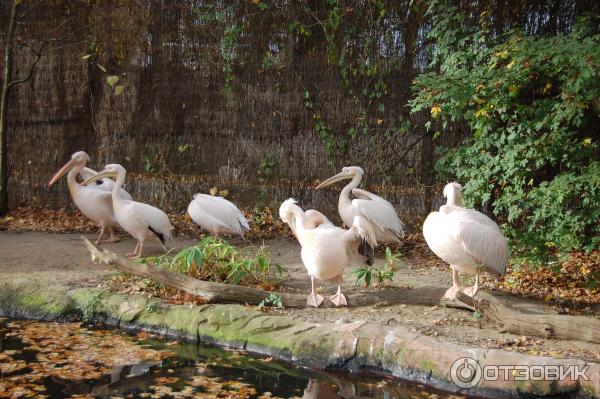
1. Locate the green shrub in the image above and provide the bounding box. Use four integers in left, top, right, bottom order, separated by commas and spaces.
410, 0, 600, 265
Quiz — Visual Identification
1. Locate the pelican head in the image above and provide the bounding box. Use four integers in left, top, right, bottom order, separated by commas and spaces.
443, 182, 463, 206
48, 151, 91, 188
82, 164, 125, 186
316, 166, 364, 189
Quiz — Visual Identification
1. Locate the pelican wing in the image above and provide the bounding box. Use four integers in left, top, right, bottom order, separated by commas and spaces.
351, 188, 404, 237
128, 201, 173, 243
348, 215, 377, 248
189, 194, 249, 236
80, 167, 133, 200
448, 208, 509, 275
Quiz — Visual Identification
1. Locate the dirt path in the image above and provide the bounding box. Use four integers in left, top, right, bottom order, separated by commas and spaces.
1, 231, 599, 362
0, 231, 196, 289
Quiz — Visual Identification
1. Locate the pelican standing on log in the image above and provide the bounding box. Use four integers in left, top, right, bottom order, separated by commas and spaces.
279, 198, 376, 308
422, 182, 509, 299
316, 166, 404, 261
187, 193, 249, 238
47, 151, 132, 244
83, 164, 172, 259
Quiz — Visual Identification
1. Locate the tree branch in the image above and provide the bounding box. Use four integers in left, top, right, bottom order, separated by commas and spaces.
16, 0, 46, 22
8, 39, 87, 89
7, 41, 47, 89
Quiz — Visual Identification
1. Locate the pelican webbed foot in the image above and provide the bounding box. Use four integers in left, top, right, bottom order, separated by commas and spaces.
307, 293, 325, 308
126, 241, 141, 258
329, 291, 347, 307
442, 285, 464, 301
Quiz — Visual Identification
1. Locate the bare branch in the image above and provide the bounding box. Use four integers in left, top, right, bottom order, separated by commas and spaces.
7, 41, 47, 89
16, 0, 46, 22
8, 38, 87, 89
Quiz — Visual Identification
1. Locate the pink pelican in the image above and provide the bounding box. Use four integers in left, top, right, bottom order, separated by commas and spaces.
48, 151, 132, 244
82, 164, 172, 258
423, 182, 509, 299
316, 166, 405, 261
187, 194, 249, 238
279, 198, 376, 308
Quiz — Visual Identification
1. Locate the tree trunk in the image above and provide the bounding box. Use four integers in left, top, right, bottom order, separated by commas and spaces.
0, 0, 19, 216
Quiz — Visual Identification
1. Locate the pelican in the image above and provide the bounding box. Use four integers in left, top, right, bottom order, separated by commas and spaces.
316, 166, 404, 261
279, 198, 376, 308
187, 194, 249, 238
82, 164, 173, 259
422, 182, 509, 299
47, 151, 132, 244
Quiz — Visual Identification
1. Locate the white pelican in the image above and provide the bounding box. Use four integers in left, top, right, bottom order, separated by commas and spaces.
422, 182, 509, 299
316, 166, 405, 260
47, 151, 132, 244
279, 198, 376, 308
187, 194, 249, 238
82, 164, 173, 259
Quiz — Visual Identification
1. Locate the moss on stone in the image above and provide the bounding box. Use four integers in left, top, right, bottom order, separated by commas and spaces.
0, 283, 76, 319
2, 282, 598, 398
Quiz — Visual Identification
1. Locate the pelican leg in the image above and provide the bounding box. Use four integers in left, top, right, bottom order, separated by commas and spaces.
443, 267, 464, 300
307, 276, 324, 308
95, 225, 106, 245
329, 278, 347, 307
126, 241, 140, 258
103, 227, 121, 243
137, 241, 145, 258
463, 272, 480, 297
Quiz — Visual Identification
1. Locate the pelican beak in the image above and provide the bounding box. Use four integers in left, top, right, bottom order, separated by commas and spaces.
316, 171, 352, 189
48, 159, 77, 188
81, 170, 116, 186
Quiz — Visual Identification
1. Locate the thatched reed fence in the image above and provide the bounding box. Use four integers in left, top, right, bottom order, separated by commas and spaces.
1, 0, 593, 228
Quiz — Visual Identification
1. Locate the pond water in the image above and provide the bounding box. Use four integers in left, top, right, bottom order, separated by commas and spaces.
0, 318, 463, 399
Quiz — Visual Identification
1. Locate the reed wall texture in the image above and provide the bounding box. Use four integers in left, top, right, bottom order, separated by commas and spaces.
1, 0, 593, 227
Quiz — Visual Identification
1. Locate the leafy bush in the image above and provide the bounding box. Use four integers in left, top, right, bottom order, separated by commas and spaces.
353, 247, 402, 287
146, 237, 285, 287
410, 1, 600, 265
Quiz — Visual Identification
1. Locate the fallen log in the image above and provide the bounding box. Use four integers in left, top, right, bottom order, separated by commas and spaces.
83, 237, 600, 344
82, 237, 451, 309
457, 290, 600, 344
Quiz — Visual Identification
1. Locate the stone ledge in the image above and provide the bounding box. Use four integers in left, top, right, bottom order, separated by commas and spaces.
0, 282, 597, 398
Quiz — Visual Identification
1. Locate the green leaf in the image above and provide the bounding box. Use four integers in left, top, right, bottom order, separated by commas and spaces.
114, 85, 125, 95
106, 75, 119, 86
81, 54, 93, 60
364, 271, 372, 287
471, 311, 482, 320
96, 64, 107, 73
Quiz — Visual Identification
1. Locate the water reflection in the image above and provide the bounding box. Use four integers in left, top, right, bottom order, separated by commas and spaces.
0, 319, 461, 398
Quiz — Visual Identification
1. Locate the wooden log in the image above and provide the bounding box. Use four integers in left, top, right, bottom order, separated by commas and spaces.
82, 237, 600, 344
457, 290, 600, 344
82, 237, 451, 309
